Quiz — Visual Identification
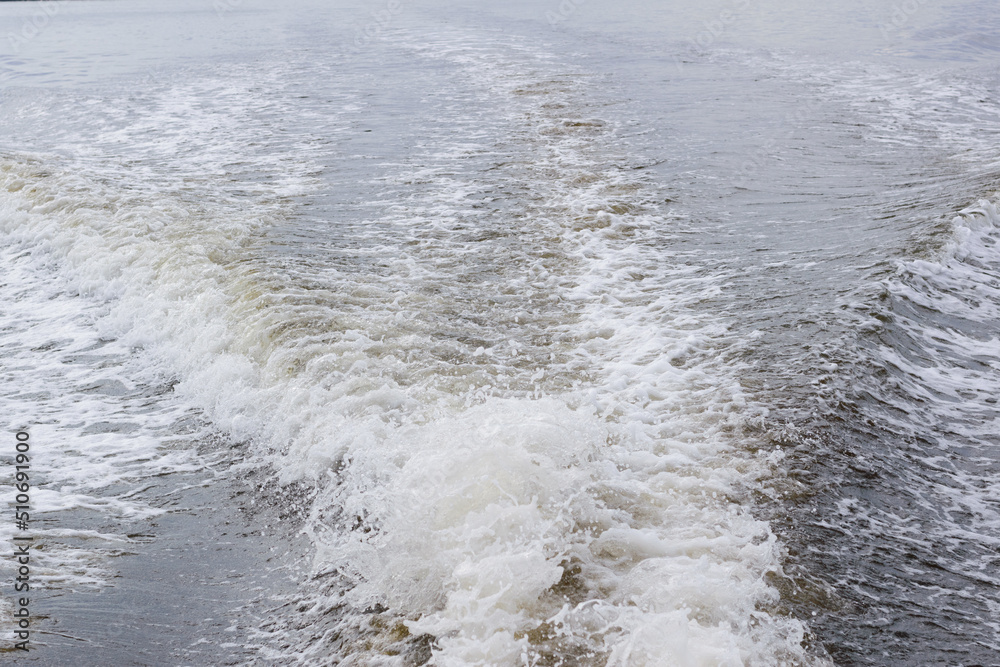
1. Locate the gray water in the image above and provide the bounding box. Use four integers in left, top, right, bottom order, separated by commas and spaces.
2, 1, 999, 665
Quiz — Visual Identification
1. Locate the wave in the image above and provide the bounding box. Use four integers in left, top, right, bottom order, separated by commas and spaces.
0, 32, 821, 666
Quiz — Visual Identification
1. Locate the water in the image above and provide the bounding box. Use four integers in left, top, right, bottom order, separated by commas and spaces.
1, 1, 999, 664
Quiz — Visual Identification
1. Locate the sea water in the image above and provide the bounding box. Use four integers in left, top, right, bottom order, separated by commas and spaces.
1, 1, 999, 664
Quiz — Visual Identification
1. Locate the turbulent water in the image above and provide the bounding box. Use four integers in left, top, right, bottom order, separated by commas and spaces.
1, 1, 999, 665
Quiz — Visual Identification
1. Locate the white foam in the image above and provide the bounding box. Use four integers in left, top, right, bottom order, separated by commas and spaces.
0, 32, 819, 665
0, 221, 208, 619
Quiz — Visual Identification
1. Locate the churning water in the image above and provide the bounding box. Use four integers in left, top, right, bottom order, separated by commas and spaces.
1, 1, 999, 665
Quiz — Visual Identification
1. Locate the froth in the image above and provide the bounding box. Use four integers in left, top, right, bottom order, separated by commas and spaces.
0, 30, 820, 664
